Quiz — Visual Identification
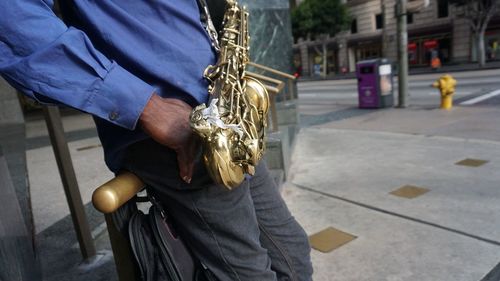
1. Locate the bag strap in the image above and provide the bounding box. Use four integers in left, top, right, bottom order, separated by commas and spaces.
146, 188, 218, 281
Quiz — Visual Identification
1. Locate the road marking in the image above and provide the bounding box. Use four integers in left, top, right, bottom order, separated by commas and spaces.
460, 89, 500, 105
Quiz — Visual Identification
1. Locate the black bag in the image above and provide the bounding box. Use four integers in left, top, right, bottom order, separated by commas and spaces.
113, 193, 217, 281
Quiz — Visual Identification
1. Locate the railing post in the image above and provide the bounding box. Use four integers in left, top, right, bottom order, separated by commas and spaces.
105, 214, 138, 281
288, 79, 295, 100
270, 97, 279, 132
43, 105, 96, 260
92, 172, 144, 281
246, 62, 296, 132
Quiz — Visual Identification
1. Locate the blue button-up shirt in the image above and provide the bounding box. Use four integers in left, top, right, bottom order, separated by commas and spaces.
0, 0, 216, 172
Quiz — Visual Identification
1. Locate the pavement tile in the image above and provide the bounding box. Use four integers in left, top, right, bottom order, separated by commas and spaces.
455, 158, 489, 167
309, 227, 357, 253
389, 185, 430, 199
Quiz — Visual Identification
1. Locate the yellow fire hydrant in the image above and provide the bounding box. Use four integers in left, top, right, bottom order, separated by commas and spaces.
432, 74, 457, 110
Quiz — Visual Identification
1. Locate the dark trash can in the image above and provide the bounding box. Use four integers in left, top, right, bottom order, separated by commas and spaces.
356, 58, 394, 108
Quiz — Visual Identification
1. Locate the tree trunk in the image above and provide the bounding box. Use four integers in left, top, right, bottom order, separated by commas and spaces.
322, 42, 327, 77
476, 31, 486, 67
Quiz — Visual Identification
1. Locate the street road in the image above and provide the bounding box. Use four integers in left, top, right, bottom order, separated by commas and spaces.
298, 68, 500, 115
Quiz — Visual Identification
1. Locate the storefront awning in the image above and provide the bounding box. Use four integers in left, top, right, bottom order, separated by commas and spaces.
408, 23, 452, 38
347, 34, 382, 47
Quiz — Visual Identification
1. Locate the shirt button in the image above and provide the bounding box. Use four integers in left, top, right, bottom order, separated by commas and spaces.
109, 111, 119, 121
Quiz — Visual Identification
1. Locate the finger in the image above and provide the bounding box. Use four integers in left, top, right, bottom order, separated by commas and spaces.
184, 138, 198, 182
177, 140, 197, 184
176, 149, 192, 184
185, 159, 195, 184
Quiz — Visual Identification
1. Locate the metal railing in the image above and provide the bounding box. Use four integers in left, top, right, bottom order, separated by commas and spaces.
247, 62, 297, 132
93, 172, 144, 281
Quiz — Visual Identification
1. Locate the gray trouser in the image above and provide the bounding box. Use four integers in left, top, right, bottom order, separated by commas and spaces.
122, 139, 313, 281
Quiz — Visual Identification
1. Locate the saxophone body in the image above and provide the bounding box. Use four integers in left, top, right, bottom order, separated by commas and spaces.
190, 0, 269, 189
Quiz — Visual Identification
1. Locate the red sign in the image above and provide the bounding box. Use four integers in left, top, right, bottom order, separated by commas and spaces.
423, 40, 438, 49
408, 42, 417, 50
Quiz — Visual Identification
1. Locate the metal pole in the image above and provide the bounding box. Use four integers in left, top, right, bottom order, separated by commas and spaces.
288, 79, 295, 100
270, 97, 279, 132
105, 214, 138, 281
397, 0, 409, 108
43, 106, 96, 260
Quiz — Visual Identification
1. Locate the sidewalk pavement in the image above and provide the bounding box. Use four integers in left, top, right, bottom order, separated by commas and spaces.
284, 105, 500, 281
26, 104, 500, 280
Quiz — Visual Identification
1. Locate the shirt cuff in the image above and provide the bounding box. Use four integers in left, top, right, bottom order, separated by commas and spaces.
89, 62, 155, 130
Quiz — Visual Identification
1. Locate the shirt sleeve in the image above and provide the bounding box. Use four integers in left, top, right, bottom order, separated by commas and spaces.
0, 0, 155, 130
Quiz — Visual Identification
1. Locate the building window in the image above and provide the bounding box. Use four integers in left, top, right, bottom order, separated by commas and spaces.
375, 13, 384, 29
407, 12, 413, 24
356, 44, 382, 61
438, 0, 449, 18
351, 19, 357, 34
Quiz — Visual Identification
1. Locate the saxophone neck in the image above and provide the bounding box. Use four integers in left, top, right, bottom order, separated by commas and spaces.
240, 8, 249, 65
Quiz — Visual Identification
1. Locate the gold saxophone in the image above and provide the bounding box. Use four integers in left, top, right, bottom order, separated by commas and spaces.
190, 0, 269, 189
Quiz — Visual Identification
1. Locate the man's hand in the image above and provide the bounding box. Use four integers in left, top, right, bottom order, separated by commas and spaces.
139, 94, 197, 183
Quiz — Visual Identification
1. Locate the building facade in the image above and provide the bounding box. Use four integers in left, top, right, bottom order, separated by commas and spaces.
293, 0, 500, 77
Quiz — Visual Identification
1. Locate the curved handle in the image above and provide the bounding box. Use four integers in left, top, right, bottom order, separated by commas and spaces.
92, 172, 145, 214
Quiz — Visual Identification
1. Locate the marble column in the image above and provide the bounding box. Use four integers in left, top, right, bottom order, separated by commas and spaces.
239, 0, 299, 172
240, 0, 295, 74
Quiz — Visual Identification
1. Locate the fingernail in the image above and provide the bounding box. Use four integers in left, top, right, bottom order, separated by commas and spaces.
183, 176, 191, 184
